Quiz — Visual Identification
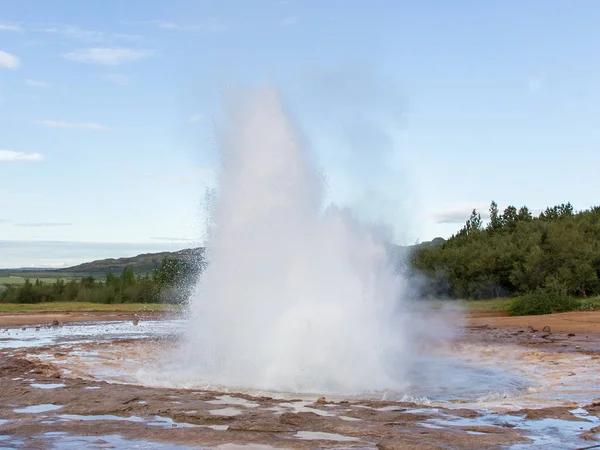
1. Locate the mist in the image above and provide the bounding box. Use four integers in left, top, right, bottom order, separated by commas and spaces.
141, 87, 456, 398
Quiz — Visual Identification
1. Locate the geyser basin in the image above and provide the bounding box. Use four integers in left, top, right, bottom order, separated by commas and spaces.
4, 320, 600, 448
12, 320, 600, 411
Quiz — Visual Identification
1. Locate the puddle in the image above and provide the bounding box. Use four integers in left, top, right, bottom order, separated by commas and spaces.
58, 413, 198, 429
0, 420, 7, 426
147, 416, 199, 428
0, 320, 184, 349
294, 431, 361, 442
207, 395, 259, 408
59, 414, 145, 423
205, 425, 229, 431
84, 386, 100, 390
418, 407, 600, 449
208, 407, 243, 417
0, 436, 26, 448
30, 383, 65, 390
213, 445, 277, 450
14, 404, 63, 414
270, 401, 336, 417
42, 433, 196, 449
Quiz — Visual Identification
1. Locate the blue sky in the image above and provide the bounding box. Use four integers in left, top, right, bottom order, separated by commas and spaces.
1, 1, 599, 267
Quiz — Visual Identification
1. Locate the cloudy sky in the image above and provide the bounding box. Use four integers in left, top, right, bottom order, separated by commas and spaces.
1, 0, 599, 267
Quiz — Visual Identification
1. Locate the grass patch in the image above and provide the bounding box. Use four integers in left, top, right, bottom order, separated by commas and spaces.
457, 298, 513, 313
0, 302, 182, 314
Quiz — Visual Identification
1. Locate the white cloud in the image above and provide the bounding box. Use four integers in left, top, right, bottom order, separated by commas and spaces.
430, 202, 546, 224
0, 150, 43, 162
104, 73, 131, 85
26, 79, 51, 88
36, 25, 141, 43
528, 77, 544, 94
431, 202, 491, 224
63, 47, 154, 65
0, 23, 23, 32
188, 113, 204, 124
0, 50, 20, 69
39, 120, 112, 131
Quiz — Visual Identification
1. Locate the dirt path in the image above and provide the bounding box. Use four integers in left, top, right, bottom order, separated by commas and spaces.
468, 310, 600, 334
0, 311, 179, 327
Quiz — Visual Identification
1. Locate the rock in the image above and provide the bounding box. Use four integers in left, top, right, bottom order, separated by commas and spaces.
52, 320, 60, 327
568, 333, 576, 337
542, 326, 551, 333
527, 325, 537, 333
35, 327, 40, 332
316, 396, 326, 403
279, 411, 321, 427
132, 317, 139, 326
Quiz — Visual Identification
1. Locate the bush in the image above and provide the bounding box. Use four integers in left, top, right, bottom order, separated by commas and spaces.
508, 289, 579, 316
579, 296, 600, 311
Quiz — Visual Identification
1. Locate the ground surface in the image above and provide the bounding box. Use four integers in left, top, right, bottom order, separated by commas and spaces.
470, 310, 600, 334
1, 309, 600, 449
0, 302, 180, 326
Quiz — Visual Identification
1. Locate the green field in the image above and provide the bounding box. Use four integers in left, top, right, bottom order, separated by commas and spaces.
0, 302, 182, 313
0, 276, 77, 286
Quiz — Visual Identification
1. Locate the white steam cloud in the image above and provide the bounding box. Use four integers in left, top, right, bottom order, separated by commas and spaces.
140, 88, 454, 398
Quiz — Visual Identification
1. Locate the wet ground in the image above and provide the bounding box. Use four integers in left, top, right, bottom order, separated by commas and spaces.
1, 315, 600, 449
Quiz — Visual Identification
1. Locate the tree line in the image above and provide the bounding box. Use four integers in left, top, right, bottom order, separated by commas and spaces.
411, 201, 600, 303
0, 257, 201, 305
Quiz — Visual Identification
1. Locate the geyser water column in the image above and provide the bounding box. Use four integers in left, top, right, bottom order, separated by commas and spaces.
180, 88, 413, 396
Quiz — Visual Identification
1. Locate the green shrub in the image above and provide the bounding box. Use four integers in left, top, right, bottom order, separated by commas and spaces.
579, 296, 600, 311
508, 289, 579, 316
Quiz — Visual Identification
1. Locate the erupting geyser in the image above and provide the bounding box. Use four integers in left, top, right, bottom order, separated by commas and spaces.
162, 89, 418, 396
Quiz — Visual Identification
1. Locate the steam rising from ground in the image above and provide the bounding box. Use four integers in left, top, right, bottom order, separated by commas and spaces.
154, 88, 450, 396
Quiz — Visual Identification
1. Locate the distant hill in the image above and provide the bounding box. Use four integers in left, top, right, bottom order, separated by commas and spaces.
53, 247, 205, 276
0, 238, 444, 279
0, 248, 205, 279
